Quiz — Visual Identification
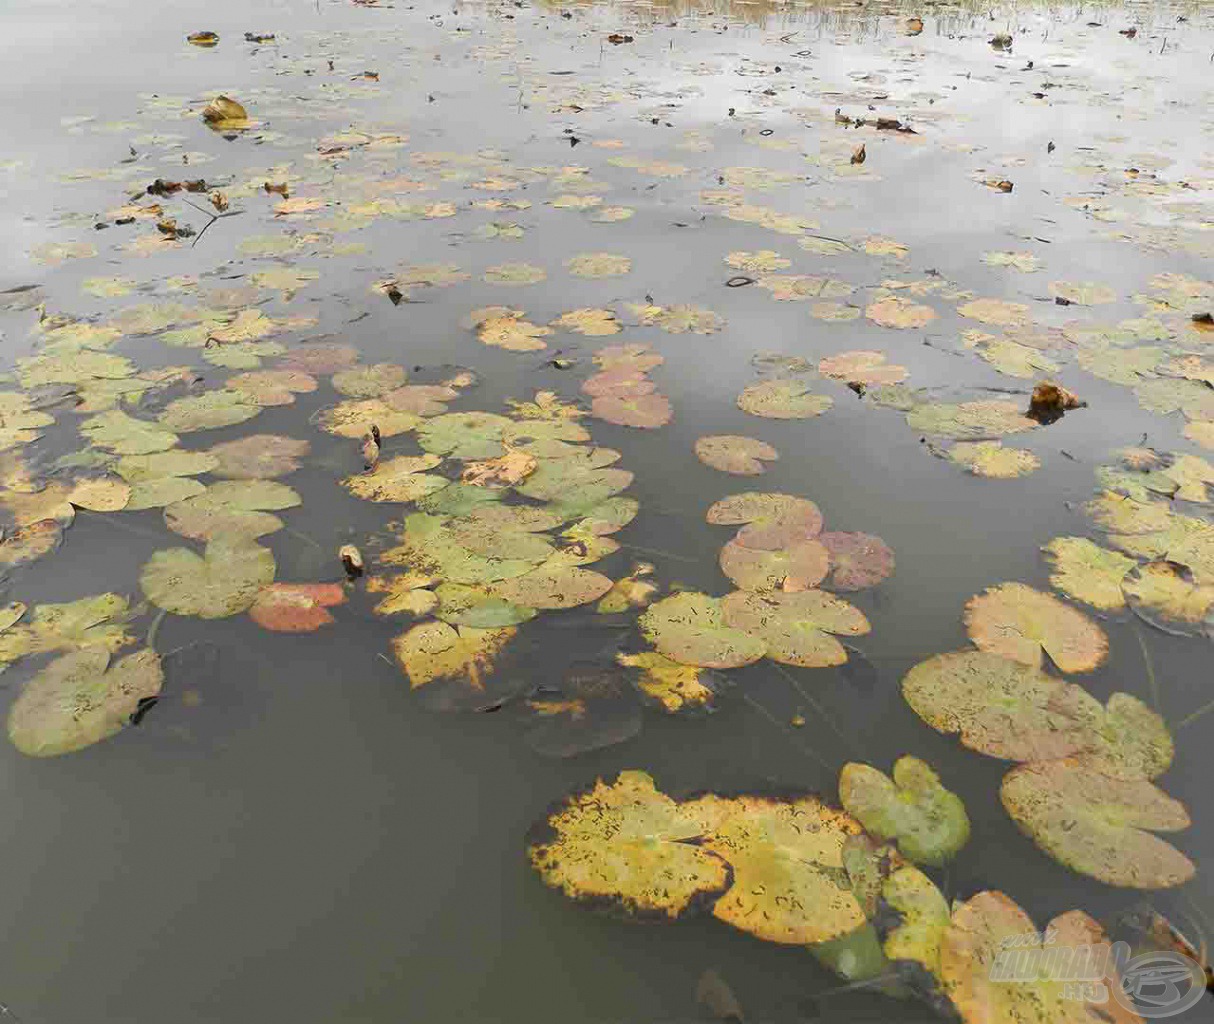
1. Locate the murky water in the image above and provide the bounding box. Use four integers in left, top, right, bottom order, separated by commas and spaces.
0, 0, 1212, 1021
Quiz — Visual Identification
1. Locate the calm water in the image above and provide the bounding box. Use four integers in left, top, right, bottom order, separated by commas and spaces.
0, 0, 1211, 1021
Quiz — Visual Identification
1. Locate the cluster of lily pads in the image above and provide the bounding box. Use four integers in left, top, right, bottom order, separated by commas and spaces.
527, 766, 1143, 1023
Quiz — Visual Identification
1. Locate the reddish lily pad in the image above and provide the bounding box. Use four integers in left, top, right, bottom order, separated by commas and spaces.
248, 583, 346, 632
820, 532, 895, 591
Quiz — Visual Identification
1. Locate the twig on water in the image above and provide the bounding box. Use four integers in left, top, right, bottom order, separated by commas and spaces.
1131, 620, 1161, 713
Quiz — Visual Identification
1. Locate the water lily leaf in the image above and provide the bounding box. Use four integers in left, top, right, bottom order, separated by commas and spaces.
940, 892, 1140, 1024
981, 251, 1042, 273
839, 757, 970, 866
343, 455, 448, 502
722, 589, 869, 667
250, 266, 319, 297
737, 379, 833, 419
592, 392, 673, 429
433, 582, 535, 628
366, 573, 439, 617
380, 384, 458, 417
628, 303, 723, 334
759, 275, 853, 301
706, 492, 823, 550
472, 308, 553, 351
1042, 537, 1135, 610
417, 412, 512, 460
484, 263, 547, 285
549, 308, 620, 336
1102, 507, 1214, 586
140, 538, 275, 618
694, 435, 778, 476
126, 475, 208, 510
973, 339, 1059, 379
1122, 561, 1214, 636
965, 582, 1108, 673
907, 401, 1036, 440
865, 296, 936, 329
566, 252, 632, 278
116, 450, 218, 483
19, 350, 134, 389
880, 865, 950, 975
594, 344, 663, 373
164, 481, 300, 542
617, 651, 715, 711
0, 392, 54, 450
81, 410, 178, 455
1049, 281, 1117, 305
380, 514, 542, 585
819, 351, 908, 385
63, 476, 130, 512
208, 435, 310, 478
516, 461, 633, 507
946, 441, 1041, 478
331, 363, 409, 399
227, 369, 317, 406
318, 399, 420, 439
159, 390, 260, 432
528, 770, 732, 918
639, 592, 766, 669
701, 794, 868, 945
726, 250, 790, 273
1135, 378, 1214, 421
248, 583, 346, 632
492, 565, 613, 610
719, 538, 830, 592
820, 532, 895, 590
582, 368, 655, 399
391, 619, 515, 704
0, 593, 134, 667
276, 344, 360, 374
7, 647, 163, 757
956, 297, 1032, 328
0, 521, 62, 571
1001, 760, 1194, 889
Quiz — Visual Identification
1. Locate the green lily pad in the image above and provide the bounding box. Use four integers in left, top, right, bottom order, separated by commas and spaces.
719, 537, 830, 591
639, 591, 767, 669
159, 390, 261, 432
1001, 760, 1194, 889
417, 412, 513, 459
141, 538, 276, 618
164, 481, 301, 542
208, 435, 310, 478
1042, 536, 1135, 610
81, 410, 178, 455
907, 401, 1036, 440
491, 565, 613, 610
332, 363, 409, 398
7, 647, 163, 757
838, 756, 970, 866
721, 589, 870, 667
737, 379, 833, 419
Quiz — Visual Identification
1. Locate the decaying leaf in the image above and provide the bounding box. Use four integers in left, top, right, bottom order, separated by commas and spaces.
248, 583, 346, 632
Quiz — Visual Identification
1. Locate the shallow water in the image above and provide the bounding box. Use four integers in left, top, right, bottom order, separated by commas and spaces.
0, 0, 1212, 1021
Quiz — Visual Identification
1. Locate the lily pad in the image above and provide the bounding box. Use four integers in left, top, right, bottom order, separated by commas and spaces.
331, 363, 409, 398
694, 435, 778, 476
706, 492, 823, 550
566, 252, 631, 278
818, 351, 908, 385
159, 390, 260, 433
1042, 537, 1135, 610
227, 370, 317, 407
592, 392, 672, 429
719, 538, 830, 592
1049, 281, 1117, 305
964, 582, 1109, 673
956, 297, 1032, 328
491, 565, 613, 610
208, 435, 310, 478
81, 410, 178, 455
721, 589, 870, 667
1001, 760, 1194, 889
7, 647, 163, 757
317, 399, 420, 440
391, 620, 516, 708
639, 592, 766, 669
527, 770, 732, 918
819, 532, 895, 591
248, 583, 346, 632
140, 538, 276, 618
343, 455, 448, 503
164, 481, 301, 542
907, 401, 1036, 441
1122, 561, 1214, 636
737, 379, 833, 419
0, 593, 134, 667
865, 296, 936, 329
417, 412, 512, 460
838, 756, 970, 866
617, 651, 716, 712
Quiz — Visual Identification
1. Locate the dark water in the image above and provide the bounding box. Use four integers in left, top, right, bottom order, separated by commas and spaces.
0, 0, 1212, 1021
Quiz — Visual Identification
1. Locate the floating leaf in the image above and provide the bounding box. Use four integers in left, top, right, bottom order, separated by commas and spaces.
706, 492, 822, 550
0, 521, 62, 571
737, 379, 832, 419
981, 251, 1042, 273
819, 351, 908, 385
492, 565, 613, 610
0, 593, 134, 667
7, 648, 163, 757
1042, 537, 1135, 610
865, 296, 936, 329
248, 583, 346, 632
1122, 561, 1214, 636
391, 620, 515, 701
417, 411, 513, 460
164, 481, 300, 542
484, 263, 547, 285
725, 251, 790, 273
722, 589, 870, 667
719, 538, 830, 592
701, 794, 868, 945
956, 298, 1031, 328
618, 651, 715, 712
527, 770, 732, 918
639, 592, 766, 669
965, 582, 1107, 673
208, 435, 310, 478
819, 532, 895, 591
907, 401, 1036, 441
318, 399, 419, 440
629, 303, 723, 334
947, 441, 1041, 478
276, 344, 360, 374
1001, 760, 1194, 889
227, 369, 317, 406
940, 892, 1139, 1024
592, 392, 672, 429
758, 275, 852, 301
694, 435, 778, 476
839, 757, 970, 866
1049, 281, 1117, 306
523, 663, 642, 758
343, 455, 448, 502
141, 539, 275, 618
159, 390, 260, 432
566, 252, 632, 278
880, 865, 950, 975
550, 308, 620, 336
